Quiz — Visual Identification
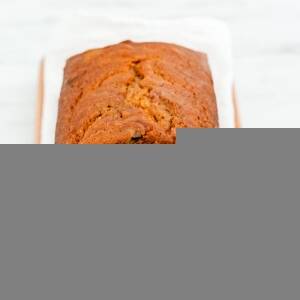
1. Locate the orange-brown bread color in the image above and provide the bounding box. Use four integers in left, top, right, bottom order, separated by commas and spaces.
55, 41, 219, 144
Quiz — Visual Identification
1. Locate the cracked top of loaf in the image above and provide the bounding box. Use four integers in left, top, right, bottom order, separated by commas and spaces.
55, 41, 219, 144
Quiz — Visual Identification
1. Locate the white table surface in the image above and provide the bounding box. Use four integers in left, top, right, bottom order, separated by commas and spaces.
1, 0, 300, 143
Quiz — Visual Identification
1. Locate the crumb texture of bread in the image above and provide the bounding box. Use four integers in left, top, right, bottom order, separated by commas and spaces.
55, 41, 219, 144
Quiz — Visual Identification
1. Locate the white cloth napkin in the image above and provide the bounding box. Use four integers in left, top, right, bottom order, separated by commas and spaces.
41, 16, 235, 144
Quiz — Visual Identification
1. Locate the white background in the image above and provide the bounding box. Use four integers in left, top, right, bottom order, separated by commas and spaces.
0, 0, 300, 143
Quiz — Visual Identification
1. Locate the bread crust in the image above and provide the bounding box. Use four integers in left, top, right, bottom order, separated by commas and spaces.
55, 41, 219, 144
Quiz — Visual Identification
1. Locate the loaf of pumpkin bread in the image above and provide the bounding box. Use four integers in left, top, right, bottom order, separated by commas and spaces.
55, 41, 218, 144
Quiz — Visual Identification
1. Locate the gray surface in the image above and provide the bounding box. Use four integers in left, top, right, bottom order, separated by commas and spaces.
1, 0, 300, 143
0, 131, 300, 299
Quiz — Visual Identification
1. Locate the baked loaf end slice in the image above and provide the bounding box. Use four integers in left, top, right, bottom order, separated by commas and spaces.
55, 41, 219, 144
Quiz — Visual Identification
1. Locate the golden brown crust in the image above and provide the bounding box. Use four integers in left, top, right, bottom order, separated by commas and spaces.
55, 41, 218, 144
